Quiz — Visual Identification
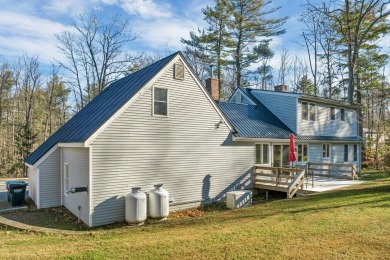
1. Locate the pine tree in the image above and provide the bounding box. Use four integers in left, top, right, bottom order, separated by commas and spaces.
229, 0, 287, 87
297, 75, 314, 95
201, 0, 233, 90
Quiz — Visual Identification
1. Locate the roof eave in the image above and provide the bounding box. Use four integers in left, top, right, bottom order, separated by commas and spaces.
299, 96, 360, 110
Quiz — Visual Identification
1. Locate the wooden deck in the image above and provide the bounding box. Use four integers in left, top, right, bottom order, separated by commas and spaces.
253, 162, 359, 198
253, 165, 305, 198
306, 162, 359, 180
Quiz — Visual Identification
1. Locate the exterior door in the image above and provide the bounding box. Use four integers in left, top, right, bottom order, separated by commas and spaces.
273, 145, 290, 167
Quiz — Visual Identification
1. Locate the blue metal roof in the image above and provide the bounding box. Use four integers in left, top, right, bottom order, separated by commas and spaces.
25, 52, 179, 165
221, 88, 363, 142
218, 102, 293, 139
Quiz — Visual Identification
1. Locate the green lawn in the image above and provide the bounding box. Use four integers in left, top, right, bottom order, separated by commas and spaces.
1, 171, 390, 259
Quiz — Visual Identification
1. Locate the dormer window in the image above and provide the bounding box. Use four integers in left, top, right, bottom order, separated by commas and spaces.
153, 87, 168, 116
309, 103, 316, 121
330, 107, 335, 120
302, 102, 308, 120
341, 108, 346, 121
302, 102, 316, 121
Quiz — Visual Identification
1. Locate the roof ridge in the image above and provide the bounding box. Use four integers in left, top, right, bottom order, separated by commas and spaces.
25, 52, 179, 165
240, 88, 295, 134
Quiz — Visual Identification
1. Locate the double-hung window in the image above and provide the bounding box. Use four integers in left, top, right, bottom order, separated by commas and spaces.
322, 144, 330, 158
330, 107, 335, 120
256, 144, 269, 164
309, 103, 316, 121
344, 144, 349, 162
353, 145, 358, 161
302, 102, 316, 121
302, 102, 308, 120
341, 108, 346, 121
153, 87, 168, 116
297, 144, 308, 162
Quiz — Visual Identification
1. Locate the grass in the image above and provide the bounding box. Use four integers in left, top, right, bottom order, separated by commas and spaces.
0, 170, 390, 259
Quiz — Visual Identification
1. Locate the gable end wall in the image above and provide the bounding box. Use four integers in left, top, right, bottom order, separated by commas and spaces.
90, 60, 254, 227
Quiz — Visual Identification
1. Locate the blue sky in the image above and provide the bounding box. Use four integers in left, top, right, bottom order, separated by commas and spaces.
0, 0, 307, 69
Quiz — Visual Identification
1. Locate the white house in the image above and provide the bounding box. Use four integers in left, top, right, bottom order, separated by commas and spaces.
25, 52, 254, 227
25, 52, 362, 227
223, 86, 362, 169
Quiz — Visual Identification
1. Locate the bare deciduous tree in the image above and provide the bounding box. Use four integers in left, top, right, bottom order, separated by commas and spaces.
55, 11, 140, 110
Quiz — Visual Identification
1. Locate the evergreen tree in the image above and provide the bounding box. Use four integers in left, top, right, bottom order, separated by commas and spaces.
297, 75, 314, 95
201, 0, 233, 90
181, 29, 212, 81
228, 0, 287, 87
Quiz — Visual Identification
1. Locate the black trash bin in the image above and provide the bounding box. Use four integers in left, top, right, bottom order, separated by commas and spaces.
5, 181, 27, 206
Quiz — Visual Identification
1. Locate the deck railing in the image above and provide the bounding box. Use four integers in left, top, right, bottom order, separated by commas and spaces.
253, 165, 306, 198
306, 162, 359, 180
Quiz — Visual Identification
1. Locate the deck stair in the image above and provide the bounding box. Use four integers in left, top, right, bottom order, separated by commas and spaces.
253, 162, 359, 198
253, 165, 306, 199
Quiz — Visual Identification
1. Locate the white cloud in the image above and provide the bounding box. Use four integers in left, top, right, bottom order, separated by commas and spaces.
134, 18, 198, 51
0, 11, 71, 63
117, 0, 172, 19
43, 0, 88, 15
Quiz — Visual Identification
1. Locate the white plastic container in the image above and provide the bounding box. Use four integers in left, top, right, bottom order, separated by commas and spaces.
148, 184, 169, 219
226, 190, 252, 209
125, 187, 147, 224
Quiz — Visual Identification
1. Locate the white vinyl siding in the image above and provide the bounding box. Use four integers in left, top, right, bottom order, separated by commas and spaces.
298, 102, 358, 137
90, 61, 254, 226
36, 148, 61, 208
27, 168, 38, 206
229, 90, 254, 105
64, 163, 69, 196
62, 147, 90, 226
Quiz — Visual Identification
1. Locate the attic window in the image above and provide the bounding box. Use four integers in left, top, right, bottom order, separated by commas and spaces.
174, 62, 184, 80
153, 87, 168, 116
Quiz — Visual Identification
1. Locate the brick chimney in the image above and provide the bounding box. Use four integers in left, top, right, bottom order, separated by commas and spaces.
274, 85, 288, 92
206, 78, 219, 102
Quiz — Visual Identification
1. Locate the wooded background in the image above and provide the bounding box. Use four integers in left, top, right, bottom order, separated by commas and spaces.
1, 0, 389, 176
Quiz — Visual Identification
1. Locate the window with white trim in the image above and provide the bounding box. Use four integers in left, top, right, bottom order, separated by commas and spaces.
309, 103, 316, 121
64, 163, 69, 196
341, 108, 346, 121
302, 102, 316, 121
322, 144, 330, 158
256, 144, 269, 164
153, 87, 168, 116
330, 107, 335, 120
297, 144, 308, 162
344, 144, 349, 162
302, 102, 308, 120
353, 145, 358, 161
